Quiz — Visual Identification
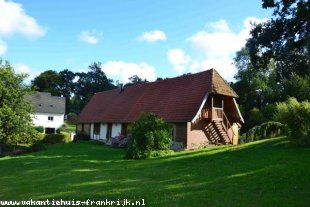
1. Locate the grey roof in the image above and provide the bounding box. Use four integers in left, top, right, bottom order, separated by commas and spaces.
27, 92, 65, 114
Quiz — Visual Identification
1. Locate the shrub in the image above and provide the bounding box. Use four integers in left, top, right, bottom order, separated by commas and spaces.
74, 133, 90, 141
111, 135, 129, 148
57, 123, 69, 133
240, 121, 288, 144
41, 133, 71, 144
67, 113, 77, 123
126, 112, 172, 159
34, 126, 44, 133
274, 98, 310, 146
29, 142, 46, 152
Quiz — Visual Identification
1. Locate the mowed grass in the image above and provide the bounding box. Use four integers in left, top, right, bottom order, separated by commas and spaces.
65, 121, 76, 132
0, 137, 309, 206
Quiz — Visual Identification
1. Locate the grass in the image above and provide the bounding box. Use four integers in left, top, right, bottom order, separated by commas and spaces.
65, 121, 76, 132
0, 137, 309, 206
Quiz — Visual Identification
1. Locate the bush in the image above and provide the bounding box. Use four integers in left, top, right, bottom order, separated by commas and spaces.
67, 113, 77, 124
57, 123, 69, 133
126, 112, 172, 159
274, 98, 310, 146
240, 121, 288, 144
74, 133, 90, 141
111, 134, 128, 148
41, 133, 71, 144
29, 142, 46, 152
34, 126, 44, 133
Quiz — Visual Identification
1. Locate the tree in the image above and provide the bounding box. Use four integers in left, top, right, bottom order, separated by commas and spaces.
274, 97, 310, 146
232, 47, 287, 132
246, 0, 310, 80
124, 75, 148, 87
0, 60, 39, 149
58, 69, 76, 113
31, 70, 61, 96
74, 62, 115, 113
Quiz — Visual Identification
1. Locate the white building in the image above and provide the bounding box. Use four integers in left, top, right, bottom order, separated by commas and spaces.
28, 92, 65, 134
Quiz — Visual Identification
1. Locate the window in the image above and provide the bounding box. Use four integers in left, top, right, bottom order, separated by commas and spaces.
94, 123, 100, 135
48, 116, 54, 121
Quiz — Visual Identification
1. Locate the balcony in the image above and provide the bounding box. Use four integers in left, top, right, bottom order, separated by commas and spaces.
202, 107, 223, 121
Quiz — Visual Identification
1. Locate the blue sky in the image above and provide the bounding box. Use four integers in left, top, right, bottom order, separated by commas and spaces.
0, 0, 272, 83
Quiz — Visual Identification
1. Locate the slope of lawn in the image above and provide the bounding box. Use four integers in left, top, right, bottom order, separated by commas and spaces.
0, 137, 309, 206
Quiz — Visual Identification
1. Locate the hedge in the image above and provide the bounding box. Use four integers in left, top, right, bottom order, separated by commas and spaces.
41, 132, 71, 144
240, 121, 288, 144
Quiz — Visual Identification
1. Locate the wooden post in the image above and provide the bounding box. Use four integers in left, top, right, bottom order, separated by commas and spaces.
211, 96, 214, 120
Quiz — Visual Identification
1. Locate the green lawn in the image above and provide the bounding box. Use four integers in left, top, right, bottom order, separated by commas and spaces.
65, 121, 76, 132
0, 137, 309, 206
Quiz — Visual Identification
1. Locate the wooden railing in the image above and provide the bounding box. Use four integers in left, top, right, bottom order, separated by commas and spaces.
222, 111, 234, 143
201, 107, 234, 143
212, 107, 223, 120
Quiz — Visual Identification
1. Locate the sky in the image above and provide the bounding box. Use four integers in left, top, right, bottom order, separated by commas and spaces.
0, 0, 272, 84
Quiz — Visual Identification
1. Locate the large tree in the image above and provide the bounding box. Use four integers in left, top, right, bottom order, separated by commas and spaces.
246, 0, 310, 80
31, 70, 61, 96
58, 69, 76, 113
0, 60, 38, 149
73, 62, 115, 113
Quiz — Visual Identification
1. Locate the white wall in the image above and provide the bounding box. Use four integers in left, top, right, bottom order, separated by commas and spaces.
90, 123, 94, 139
111, 123, 122, 137
100, 124, 107, 140
31, 113, 64, 129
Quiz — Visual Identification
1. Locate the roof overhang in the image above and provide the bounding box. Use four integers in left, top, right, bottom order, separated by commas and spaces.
191, 93, 209, 123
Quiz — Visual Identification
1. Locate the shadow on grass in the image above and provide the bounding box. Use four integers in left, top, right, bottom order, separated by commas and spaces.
0, 137, 309, 207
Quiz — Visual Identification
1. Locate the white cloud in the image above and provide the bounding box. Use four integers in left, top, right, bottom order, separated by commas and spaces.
101, 61, 156, 83
184, 17, 268, 81
207, 19, 231, 32
14, 63, 40, 83
0, 0, 46, 38
168, 49, 191, 74
79, 30, 100, 44
138, 30, 167, 42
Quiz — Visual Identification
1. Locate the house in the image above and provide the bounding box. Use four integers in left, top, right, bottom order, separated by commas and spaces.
28, 92, 66, 134
76, 69, 244, 150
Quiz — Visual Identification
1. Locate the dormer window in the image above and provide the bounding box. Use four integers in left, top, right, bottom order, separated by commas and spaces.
50, 105, 53, 107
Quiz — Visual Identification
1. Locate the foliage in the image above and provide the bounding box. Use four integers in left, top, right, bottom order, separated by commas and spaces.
29, 142, 47, 152
67, 113, 77, 123
31, 70, 61, 96
0, 59, 40, 147
111, 135, 128, 148
126, 113, 172, 159
41, 133, 71, 144
73, 62, 115, 113
274, 97, 310, 146
282, 73, 310, 102
58, 69, 76, 113
74, 133, 90, 141
124, 75, 148, 87
0, 138, 309, 206
240, 122, 288, 143
246, 0, 310, 79
34, 126, 44, 133
246, 108, 265, 131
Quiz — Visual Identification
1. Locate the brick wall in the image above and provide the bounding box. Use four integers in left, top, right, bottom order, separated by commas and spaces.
186, 121, 209, 149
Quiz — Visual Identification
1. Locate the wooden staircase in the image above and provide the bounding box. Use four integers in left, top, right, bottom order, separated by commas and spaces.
213, 120, 231, 144
203, 120, 231, 145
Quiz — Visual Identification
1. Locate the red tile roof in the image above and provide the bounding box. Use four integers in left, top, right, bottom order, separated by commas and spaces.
77, 69, 238, 123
